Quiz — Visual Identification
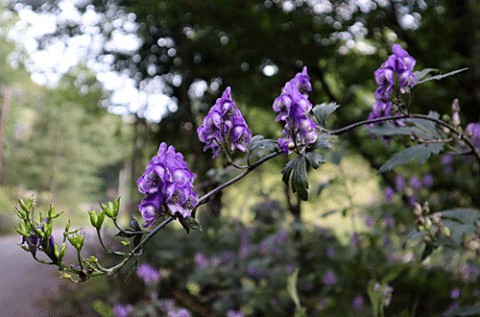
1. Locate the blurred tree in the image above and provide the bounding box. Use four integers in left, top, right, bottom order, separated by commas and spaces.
10, 71, 131, 207
7, 0, 480, 211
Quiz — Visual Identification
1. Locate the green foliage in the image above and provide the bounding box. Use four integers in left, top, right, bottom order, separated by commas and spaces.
11, 75, 130, 207
312, 102, 340, 128
282, 155, 309, 201
379, 143, 444, 173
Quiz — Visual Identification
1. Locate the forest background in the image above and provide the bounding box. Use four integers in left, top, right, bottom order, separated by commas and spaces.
1, 1, 480, 316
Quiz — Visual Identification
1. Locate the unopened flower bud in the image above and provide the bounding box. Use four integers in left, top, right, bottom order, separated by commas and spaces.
424, 217, 432, 229
452, 112, 461, 126
89, 210, 105, 229
442, 227, 451, 237
432, 212, 442, 225
464, 236, 480, 251
452, 98, 460, 112
423, 202, 430, 214
413, 202, 422, 216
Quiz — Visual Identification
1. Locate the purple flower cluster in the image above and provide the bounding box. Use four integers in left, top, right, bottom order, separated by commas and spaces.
352, 295, 364, 311
21, 219, 55, 257
273, 67, 318, 155
385, 174, 433, 206
226, 310, 245, 317
197, 87, 252, 158
466, 122, 480, 148
137, 143, 198, 226
137, 263, 160, 284
369, 44, 416, 120
113, 304, 133, 317
322, 269, 337, 286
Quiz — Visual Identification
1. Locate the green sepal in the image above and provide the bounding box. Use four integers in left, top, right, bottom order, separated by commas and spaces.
101, 199, 120, 219
68, 233, 85, 251
179, 216, 202, 234
89, 210, 106, 229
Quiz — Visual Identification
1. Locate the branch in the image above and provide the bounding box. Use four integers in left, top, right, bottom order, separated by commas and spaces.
193, 149, 283, 216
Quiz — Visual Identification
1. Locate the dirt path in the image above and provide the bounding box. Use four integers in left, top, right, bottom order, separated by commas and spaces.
0, 233, 67, 317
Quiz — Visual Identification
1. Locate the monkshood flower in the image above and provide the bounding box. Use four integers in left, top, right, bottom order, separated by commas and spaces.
113, 304, 133, 317
137, 143, 198, 226
369, 44, 416, 120
273, 67, 318, 154
352, 295, 364, 311
137, 263, 160, 284
322, 269, 337, 286
21, 218, 55, 257
226, 310, 245, 317
466, 122, 480, 148
197, 87, 252, 158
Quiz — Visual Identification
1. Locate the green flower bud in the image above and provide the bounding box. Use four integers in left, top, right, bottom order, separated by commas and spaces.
102, 199, 120, 218
19, 199, 31, 212
424, 217, 432, 230
413, 202, 422, 216
68, 233, 85, 251
423, 202, 430, 215
443, 227, 451, 237
89, 210, 106, 229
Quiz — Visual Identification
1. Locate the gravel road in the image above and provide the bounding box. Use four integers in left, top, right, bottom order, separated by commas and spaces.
0, 233, 67, 316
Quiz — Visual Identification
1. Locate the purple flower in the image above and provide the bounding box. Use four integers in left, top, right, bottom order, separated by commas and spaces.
137, 143, 198, 226
369, 44, 416, 121
365, 215, 374, 228
384, 186, 395, 203
168, 309, 191, 317
409, 177, 422, 190
395, 175, 405, 192
137, 263, 160, 284
466, 122, 480, 148
407, 195, 418, 207
198, 87, 252, 158
326, 246, 336, 258
113, 304, 133, 317
422, 174, 434, 188
382, 215, 395, 230
450, 288, 461, 299
384, 286, 393, 306
322, 270, 337, 286
226, 310, 244, 317
462, 264, 480, 281
352, 295, 364, 311
351, 232, 361, 247
273, 67, 318, 155
194, 252, 209, 269
21, 218, 55, 258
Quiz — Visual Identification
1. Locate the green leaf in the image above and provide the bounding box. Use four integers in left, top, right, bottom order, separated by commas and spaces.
438, 209, 480, 246
312, 102, 340, 127
129, 217, 142, 232
367, 112, 442, 139
282, 155, 309, 201
310, 134, 335, 150
413, 68, 437, 82
440, 208, 480, 224
179, 216, 202, 234
367, 123, 419, 137
417, 67, 468, 84
247, 135, 279, 152
305, 152, 326, 169
421, 242, 437, 261
379, 143, 444, 173
287, 268, 301, 310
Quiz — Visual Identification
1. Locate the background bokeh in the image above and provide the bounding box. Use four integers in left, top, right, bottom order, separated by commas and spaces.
0, 0, 479, 316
